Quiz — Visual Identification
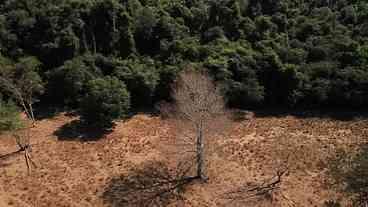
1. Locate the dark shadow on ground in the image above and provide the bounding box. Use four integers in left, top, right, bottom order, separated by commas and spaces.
101, 161, 196, 207
0, 149, 23, 168
0, 161, 13, 168
53, 120, 113, 141
33, 105, 64, 120
233, 108, 368, 122
129, 106, 161, 118
0, 149, 22, 160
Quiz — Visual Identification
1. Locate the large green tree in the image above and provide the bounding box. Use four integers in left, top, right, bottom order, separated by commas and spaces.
80, 76, 130, 128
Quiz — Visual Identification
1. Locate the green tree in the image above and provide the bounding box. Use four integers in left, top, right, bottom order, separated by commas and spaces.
80, 76, 130, 128
0, 56, 44, 125
113, 57, 159, 107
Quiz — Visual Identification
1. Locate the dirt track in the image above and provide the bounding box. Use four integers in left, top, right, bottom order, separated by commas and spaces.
0, 112, 367, 207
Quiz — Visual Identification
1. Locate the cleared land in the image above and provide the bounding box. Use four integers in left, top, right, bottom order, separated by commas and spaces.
0, 111, 367, 207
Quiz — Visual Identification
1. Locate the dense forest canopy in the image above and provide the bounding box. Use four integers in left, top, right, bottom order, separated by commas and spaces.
0, 0, 367, 112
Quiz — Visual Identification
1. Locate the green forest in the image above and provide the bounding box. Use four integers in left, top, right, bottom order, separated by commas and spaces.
0, 0, 368, 127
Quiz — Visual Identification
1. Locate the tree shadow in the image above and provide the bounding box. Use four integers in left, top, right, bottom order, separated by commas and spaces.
0, 149, 22, 160
53, 120, 112, 141
252, 108, 368, 121
0, 152, 19, 168
230, 109, 255, 122
101, 161, 196, 207
33, 105, 64, 120
0, 161, 13, 168
0, 148, 24, 168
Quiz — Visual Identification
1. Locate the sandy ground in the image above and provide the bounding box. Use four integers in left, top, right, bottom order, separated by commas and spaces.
0, 112, 367, 207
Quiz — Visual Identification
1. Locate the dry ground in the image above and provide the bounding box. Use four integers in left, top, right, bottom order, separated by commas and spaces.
0, 111, 367, 207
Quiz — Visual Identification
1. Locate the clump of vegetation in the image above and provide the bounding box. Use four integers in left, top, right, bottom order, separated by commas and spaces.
0, 55, 44, 125
328, 145, 368, 206
0, 98, 23, 133
80, 76, 130, 128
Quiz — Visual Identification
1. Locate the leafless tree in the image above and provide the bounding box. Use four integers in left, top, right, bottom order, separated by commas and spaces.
160, 69, 230, 181
0, 129, 37, 174
14, 130, 37, 174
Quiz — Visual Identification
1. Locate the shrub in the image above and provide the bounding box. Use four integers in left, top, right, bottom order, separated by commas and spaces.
80, 77, 130, 128
328, 145, 368, 206
344, 146, 368, 206
0, 98, 23, 133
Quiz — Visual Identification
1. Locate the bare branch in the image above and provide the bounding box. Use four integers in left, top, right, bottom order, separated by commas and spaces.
159, 68, 230, 181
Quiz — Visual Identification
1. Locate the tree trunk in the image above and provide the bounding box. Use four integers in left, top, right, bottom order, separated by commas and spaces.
82, 29, 90, 53
28, 103, 36, 127
196, 122, 206, 181
92, 30, 97, 54
20, 100, 32, 123
112, 10, 117, 32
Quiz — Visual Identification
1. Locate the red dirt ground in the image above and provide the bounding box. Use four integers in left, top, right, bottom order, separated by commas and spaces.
0, 112, 367, 207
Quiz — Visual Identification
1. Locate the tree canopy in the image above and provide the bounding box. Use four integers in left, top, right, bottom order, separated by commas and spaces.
0, 0, 367, 114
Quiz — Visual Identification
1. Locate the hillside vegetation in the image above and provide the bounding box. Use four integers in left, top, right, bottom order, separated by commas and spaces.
0, 0, 367, 113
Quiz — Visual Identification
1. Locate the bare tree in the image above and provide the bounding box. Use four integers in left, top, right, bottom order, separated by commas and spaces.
0, 130, 37, 174
14, 130, 37, 174
161, 69, 229, 181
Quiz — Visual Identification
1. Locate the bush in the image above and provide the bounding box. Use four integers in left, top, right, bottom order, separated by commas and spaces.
328, 145, 368, 206
0, 98, 23, 133
344, 146, 368, 206
80, 77, 130, 128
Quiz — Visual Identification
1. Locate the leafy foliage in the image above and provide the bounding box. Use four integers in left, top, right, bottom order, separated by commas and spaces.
80, 76, 130, 128
0, 0, 367, 116
0, 97, 23, 133
46, 55, 103, 106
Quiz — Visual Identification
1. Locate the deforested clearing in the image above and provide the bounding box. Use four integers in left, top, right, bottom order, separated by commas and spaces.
0, 111, 366, 207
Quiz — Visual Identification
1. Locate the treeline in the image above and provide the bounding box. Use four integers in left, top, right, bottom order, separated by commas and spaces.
0, 0, 368, 112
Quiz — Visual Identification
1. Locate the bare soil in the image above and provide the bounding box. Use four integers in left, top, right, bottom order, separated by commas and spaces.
0, 112, 367, 207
